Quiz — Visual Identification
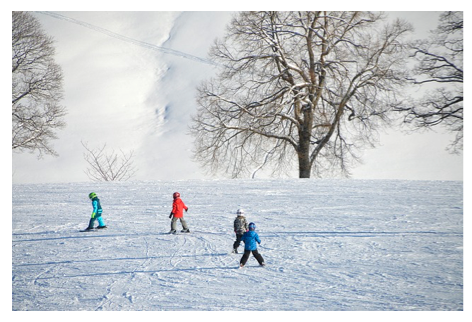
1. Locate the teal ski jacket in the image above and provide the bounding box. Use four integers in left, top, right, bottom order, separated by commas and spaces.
91, 197, 103, 218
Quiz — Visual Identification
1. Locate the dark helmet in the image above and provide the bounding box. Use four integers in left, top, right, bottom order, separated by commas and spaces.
173, 192, 180, 199
248, 222, 256, 231
88, 192, 97, 200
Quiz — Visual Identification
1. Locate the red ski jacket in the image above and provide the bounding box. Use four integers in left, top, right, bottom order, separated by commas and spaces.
171, 197, 188, 218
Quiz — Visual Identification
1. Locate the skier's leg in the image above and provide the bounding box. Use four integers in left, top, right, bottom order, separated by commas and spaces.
233, 234, 242, 250
252, 250, 265, 265
170, 217, 177, 232
87, 218, 95, 229
180, 218, 189, 231
240, 250, 251, 266
97, 216, 106, 227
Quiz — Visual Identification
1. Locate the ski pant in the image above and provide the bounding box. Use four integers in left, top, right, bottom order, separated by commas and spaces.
88, 216, 105, 229
233, 233, 243, 250
240, 249, 264, 266
171, 217, 188, 231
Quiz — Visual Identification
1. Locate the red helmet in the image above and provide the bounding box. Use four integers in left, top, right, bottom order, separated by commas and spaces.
173, 192, 180, 199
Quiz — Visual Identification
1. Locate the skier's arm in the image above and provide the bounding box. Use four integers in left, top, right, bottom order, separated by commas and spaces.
170, 201, 177, 218
91, 200, 98, 218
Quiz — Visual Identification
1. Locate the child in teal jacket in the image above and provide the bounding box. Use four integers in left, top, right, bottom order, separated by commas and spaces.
84, 192, 107, 230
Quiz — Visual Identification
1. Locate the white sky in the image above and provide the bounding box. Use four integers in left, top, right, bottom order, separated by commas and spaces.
7, 5, 466, 184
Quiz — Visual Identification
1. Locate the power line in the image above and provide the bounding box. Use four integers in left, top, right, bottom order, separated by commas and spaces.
36, 11, 217, 66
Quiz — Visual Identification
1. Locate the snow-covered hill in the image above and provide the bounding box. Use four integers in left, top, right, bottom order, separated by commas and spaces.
11, 11, 463, 184
12, 179, 463, 311
13, 12, 234, 183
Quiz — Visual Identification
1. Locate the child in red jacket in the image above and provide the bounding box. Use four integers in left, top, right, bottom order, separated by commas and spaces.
169, 192, 189, 234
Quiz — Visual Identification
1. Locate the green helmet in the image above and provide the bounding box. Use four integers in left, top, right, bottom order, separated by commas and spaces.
88, 192, 97, 200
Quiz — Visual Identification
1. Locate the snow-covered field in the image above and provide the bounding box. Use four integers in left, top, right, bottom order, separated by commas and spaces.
12, 179, 463, 311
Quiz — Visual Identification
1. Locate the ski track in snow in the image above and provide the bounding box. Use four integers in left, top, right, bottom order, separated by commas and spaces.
12, 179, 463, 311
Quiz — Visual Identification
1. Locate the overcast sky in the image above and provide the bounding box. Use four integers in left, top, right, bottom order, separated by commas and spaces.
9, 6, 465, 183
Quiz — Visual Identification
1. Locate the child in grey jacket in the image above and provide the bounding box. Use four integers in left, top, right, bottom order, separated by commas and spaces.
232, 208, 248, 254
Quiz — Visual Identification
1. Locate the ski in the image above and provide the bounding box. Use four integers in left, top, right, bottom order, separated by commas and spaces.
80, 226, 107, 232
237, 264, 266, 269
168, 230, 190, 234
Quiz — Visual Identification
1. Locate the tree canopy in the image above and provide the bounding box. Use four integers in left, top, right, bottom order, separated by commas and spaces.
395, 11, 463, 154
191, 11, 412, 178
12, 11, 66, 157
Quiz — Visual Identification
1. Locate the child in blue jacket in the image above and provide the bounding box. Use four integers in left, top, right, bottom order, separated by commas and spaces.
240, 222, 265, 268
84, 192, 107, 231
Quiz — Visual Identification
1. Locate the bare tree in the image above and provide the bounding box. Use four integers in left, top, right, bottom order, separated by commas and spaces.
12, 11, 66, 157
395, 11, 463, 153
191, 11, 412, 178
82, 141, 137, 182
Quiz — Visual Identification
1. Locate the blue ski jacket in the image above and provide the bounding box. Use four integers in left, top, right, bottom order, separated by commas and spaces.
241, 230, 261, 251
91, 197, 103, 218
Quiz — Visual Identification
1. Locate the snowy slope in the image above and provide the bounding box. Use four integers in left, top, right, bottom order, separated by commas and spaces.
12, 179, 463, 311
11, 12, 463, 184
